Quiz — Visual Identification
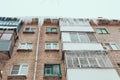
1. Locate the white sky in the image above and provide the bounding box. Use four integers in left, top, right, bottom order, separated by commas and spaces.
0, 0, 120, 19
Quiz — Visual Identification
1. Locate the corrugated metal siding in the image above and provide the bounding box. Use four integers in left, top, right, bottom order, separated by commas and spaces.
0, 40, 11, 51
0, 30, 4, 33
1, 34, 12, 40
4, 30, 14, 34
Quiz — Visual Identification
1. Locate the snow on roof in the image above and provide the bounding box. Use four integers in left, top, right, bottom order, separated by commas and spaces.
60, 18, 90, 26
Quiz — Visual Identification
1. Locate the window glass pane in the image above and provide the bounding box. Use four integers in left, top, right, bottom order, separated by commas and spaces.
45, 65, 52, 74
46, 28, 51, 32
19, 43, 27, 49
46, 43, 51, 49
20, 65, 28, 75
11, 65, 20, 75
53, 65, 60, 74
67, 57, 73, 68
102, 29, 107, 34
102, 55, 111, 67
25, 28, 30, 31
97, 29, 102, 33
73, 58, 80, 68
79, 33, 89, 42
51, 28, 57, 32
21, 43, 26, 45
97, 57, 105, 67
11, 69, 19, 75
88, 58, 98, 67
70, 32, 79, 42
111, 44, 119, 50
31, 28, 36, 31
87, 33, 97, 42
79, 58, 89, 67
97, 28, 108, 34
53, 43, 59, 49
27, 43, 33, 49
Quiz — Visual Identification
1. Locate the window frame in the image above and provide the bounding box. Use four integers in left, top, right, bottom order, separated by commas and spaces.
46, 27, 57, 33
17, 42, 33, 51
105, 42, 120, 50
23, 27, 36, 33
44, 64, 61, 77
66, 52, 111, 68
10, 64, 29, 76
96, 28, 109, 34
45, 42, 59, 50
69, 32, 90, 42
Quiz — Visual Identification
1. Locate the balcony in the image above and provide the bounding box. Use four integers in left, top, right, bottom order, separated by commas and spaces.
65, 51, 120, 80
0, 17, 22, 33
0, 40, 13, 60
67, 69, 120, 80
60, 18, 94, 32
65, 51, 112, 68
61, 32, 103, 51
62, 42, 104, 51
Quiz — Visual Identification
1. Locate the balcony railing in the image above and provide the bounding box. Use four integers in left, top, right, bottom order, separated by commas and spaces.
65, 51, 112, 68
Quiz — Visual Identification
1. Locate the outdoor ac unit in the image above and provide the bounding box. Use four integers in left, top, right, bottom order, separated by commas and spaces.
103, 46, 110, 52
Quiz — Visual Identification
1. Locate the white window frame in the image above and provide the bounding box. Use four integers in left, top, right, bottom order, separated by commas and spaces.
65, 52, 112, 68
46, 27, 57, 33
23, 27, 36, 33
45, 42, 59, 50
17, 42, 33, 50
70, 32, 90, 42
96, 28, 109, 34
105, 42, 120, 50
10, 64, 29, 75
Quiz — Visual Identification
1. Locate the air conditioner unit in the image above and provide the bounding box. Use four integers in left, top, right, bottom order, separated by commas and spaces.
103, 46, 110, 52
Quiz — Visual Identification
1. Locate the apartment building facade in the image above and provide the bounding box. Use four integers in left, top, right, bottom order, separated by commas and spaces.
0, 17, 39, 80
91, 19, 120, 75
0, 17, 120, 80
60, 18, 120, 80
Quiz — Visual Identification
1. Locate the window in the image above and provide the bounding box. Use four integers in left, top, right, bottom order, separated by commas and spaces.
44, 64, 61, 77
105, 43, 120, 50
23, 27, 36, 33
117, 63, 120, 68
45, 42, 59, 50
96, 28, 109, 34
46, 27, 57, 33
66, 52, 111, 68
17, 43, 33, 50
11, 64, 28, 75
70, 32, 90, 42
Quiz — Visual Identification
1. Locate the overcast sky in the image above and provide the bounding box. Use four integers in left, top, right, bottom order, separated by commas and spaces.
0, 0, 120, 19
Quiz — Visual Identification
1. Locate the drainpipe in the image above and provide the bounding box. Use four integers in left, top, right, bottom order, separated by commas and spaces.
33, 23, 40, 80
33, 17, 44, 80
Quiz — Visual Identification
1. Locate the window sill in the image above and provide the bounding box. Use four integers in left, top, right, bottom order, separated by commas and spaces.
17, 48, 32, 51
44, 74, 62, 77
8, 75, 27, 79
98, 33, 110, 34
46, 32, 58, 34
23, 31, 35, 33
45, 49, 59, 51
